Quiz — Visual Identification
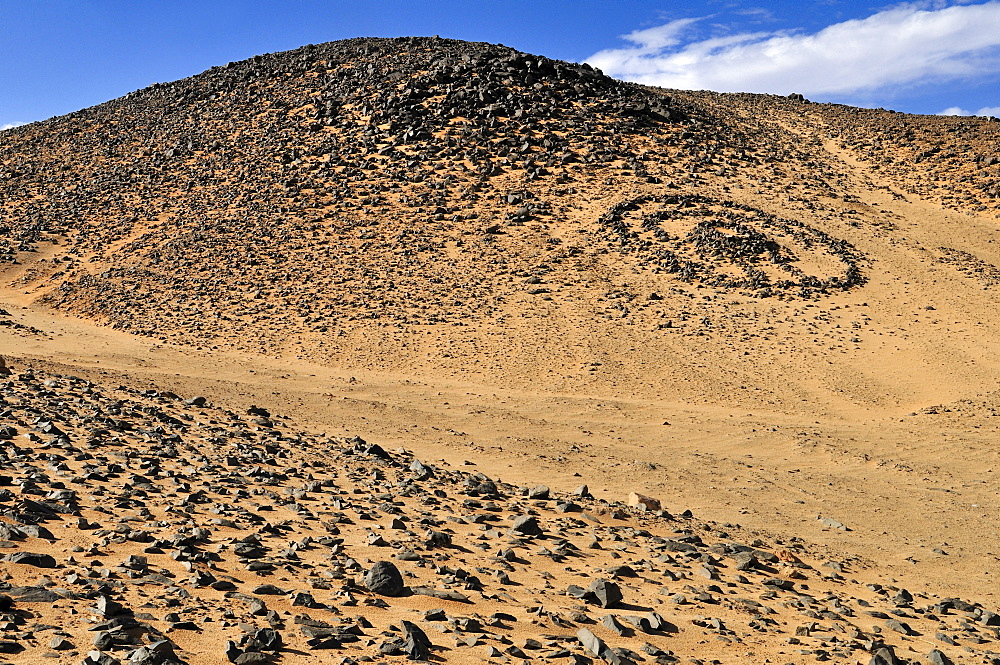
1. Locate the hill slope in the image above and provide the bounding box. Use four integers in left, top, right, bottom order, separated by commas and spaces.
1, 39, 998, 408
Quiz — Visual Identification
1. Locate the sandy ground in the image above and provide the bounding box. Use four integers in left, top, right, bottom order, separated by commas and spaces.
6, 160, 1000, 608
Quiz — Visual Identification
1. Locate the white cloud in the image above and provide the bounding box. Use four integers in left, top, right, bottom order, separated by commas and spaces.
938, 105, 1000, 115
0, 122, 26, 131
618, 19, 702, 51
587, 2, 1000, 97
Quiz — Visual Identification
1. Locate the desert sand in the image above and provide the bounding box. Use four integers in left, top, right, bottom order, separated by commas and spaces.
2, 36, 1000, 664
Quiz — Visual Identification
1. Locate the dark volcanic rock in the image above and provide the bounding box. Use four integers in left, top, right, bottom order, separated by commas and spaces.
365, 560, 405, 596
15, 586, 61, 602
3, 551, 56, 567
511, 515, 542, 536
587, 578, 623, 608
401, 620, 432, 660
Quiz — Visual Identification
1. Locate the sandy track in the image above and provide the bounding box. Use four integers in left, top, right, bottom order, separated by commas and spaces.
4, 279, 1000, 608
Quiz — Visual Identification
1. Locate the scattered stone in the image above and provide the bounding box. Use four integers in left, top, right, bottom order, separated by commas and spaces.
587, 579, 623, 609
233, 653, 271, 665
3, 551, 56, 568
402, 621, 432, 660
365, 561, 405, 596
410, 587, 471, 603
885, 618, 914, 635
577, 628, 637, 665
49, 637, 74, 650
818, 516, 849, 531
870, 646, 899, 665
527, 485, 550, 500
16, 587, 61, 602
511, 515, 542, 536
927, 649, 952, 665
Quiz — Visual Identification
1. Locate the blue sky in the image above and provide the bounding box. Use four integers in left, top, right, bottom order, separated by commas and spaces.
2, 0, 999, 130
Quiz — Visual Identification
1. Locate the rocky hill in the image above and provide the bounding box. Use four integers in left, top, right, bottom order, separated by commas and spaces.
2, 37, 699, 337
1, 36, 993, 361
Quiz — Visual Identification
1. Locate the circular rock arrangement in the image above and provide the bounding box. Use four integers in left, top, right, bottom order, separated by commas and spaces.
597, 194, 866, 298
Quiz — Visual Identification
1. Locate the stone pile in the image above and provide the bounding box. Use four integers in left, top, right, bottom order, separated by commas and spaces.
596, 193, 866, 299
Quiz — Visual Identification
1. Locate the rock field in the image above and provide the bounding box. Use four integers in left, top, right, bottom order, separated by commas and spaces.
0, 358, 996, 665
0, 37, 995, 353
